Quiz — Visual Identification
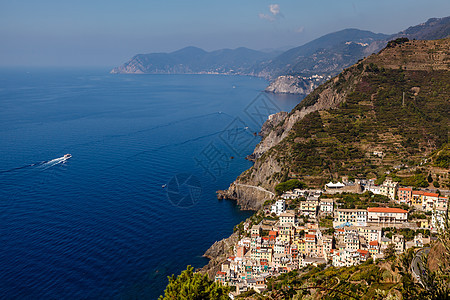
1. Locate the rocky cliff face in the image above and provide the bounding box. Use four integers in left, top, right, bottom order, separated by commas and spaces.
253, 71, 356, 160
200, 232, 240, 279
265, 75, 326, 95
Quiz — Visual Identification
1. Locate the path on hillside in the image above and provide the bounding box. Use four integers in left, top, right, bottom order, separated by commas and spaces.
235, 183, 275, 197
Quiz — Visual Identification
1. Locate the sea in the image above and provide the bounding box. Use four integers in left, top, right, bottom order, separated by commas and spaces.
0, 68, 302, 299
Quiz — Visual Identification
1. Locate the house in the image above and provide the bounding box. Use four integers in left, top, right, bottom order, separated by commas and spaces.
281, 192, 297, 200
412, 191, 424, 206
319, 199, 334, 214
344, 233, 360, 250
398, 187, 412, 203
271, 199, 286, 216
332, 249, 361, 267
367, 207, 408, 225
236, 245, 247, 258
358, 226, 382, 243
251, 225, 262, 237
357, 249, 370, 261
293, 189, 308, 197
391, 235, 405, 253
380, 178, 398, 200
334, 209, 367, 227
305, 234, 316, 255
368, 240, 380, 255
215, 271, 227, 283
279, 211, 296, 225
431, 207, 447, 230
422, 192, 440, 211
300, 200, 318, 217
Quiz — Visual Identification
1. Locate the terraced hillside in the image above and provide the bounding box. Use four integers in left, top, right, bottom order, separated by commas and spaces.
223, 38, 450, 208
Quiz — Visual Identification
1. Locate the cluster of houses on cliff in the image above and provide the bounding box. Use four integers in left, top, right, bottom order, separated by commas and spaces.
216, 177, 448, 297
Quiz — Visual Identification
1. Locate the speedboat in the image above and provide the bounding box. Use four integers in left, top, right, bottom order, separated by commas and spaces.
64, 154, 72, 159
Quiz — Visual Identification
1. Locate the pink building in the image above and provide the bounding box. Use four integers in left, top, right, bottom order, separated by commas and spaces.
398, 187, 412, 203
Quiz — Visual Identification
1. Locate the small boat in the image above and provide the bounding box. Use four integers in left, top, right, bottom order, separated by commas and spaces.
162, 184, 167, 188
63, 154, 72, 159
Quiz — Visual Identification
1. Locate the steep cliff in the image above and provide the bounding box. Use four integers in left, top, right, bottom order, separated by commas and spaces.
200, 232, 240, 279
265, 75, 329, 95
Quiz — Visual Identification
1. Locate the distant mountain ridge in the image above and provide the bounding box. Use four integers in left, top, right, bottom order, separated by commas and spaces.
111, 17, 450, 94
110, 47, 278, 75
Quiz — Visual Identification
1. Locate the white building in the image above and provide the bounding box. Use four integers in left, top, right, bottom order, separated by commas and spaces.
432, 207, 447, 230
319, 199, 334, 214
271, 199, 286, 216
379, 178, 398, 200
334, 209, 367, 227
367, 207, 408, 224
279, 211, 296, 226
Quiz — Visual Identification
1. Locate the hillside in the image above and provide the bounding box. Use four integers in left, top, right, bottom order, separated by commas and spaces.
264, 16, 450, 94
251, 29, 389, 79
110, 47, 278, 74
221, 38, 450, 210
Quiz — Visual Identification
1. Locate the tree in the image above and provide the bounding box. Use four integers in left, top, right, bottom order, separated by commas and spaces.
384, 243, 396, 260
159, 266, 230, 300
275, 179, 307, 195
428, 173, 433, 183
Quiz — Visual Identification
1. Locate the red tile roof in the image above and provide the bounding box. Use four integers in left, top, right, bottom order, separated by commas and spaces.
367, 207, 407, 213
412, 191, 424, 195
305, 234, 316, 238
399, 187, 412, 191
357, 249, 369, 255
369, 240, 379, 246
424, 192, 439, 197
216, 271, 226, 276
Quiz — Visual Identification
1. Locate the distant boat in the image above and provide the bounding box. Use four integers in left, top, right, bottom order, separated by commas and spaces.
162, 184, 167, 188
63, 154, 72, 159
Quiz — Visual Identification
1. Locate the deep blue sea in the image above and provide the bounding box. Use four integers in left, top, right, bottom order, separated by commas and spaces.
0, 68, 302, 299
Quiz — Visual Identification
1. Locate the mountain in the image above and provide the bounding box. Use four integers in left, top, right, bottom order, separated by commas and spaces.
250, 29, 389, 79
220, 38, 450, 210
264, 16, 450, 94
110, 46, 278, 74
111, 17, 450, 95
394, 16, 450, 40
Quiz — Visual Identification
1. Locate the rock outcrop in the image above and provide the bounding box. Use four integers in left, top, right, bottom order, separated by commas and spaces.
200, 232, 240, 279
265, 75, 325, 95
217, 182, 275, 211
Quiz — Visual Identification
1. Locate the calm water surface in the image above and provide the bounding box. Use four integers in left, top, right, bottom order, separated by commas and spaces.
0, 68, 302, 299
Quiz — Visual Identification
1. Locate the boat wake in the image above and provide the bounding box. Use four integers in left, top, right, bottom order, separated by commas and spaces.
0, 154, 71, 174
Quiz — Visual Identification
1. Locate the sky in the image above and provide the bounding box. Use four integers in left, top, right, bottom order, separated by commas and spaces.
0, 0, 449, 67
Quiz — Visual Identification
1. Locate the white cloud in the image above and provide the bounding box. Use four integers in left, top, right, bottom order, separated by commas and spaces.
295, 26, 304, 33
259, 4, 283, 22
269, 4, 280, 16
259, 13, 275, 22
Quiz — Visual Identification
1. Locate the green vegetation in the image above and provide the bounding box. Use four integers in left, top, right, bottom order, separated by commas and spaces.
385, 37, 409, 49
433, 143, 450, 169
264, 259, 395, 299
382, 227, 430, 241
159, 265, 230, 300
322, 192, 389, 209
319, 215, 333, 228
274, 179, 307, 195
254, 63, 450, 188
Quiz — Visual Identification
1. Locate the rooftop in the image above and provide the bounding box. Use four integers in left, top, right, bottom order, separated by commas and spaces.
367, 207, 407, 213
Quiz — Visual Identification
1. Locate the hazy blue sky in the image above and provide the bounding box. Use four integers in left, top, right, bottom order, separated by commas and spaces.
1, 0, 449, 67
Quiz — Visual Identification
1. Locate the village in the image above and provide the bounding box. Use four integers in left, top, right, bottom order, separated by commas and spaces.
214, 176, 449, 297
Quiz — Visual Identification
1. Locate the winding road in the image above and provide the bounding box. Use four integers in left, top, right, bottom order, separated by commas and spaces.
411, 247, 430, 287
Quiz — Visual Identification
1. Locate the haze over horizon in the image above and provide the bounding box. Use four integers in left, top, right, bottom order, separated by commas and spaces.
1, 0, 449, 67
